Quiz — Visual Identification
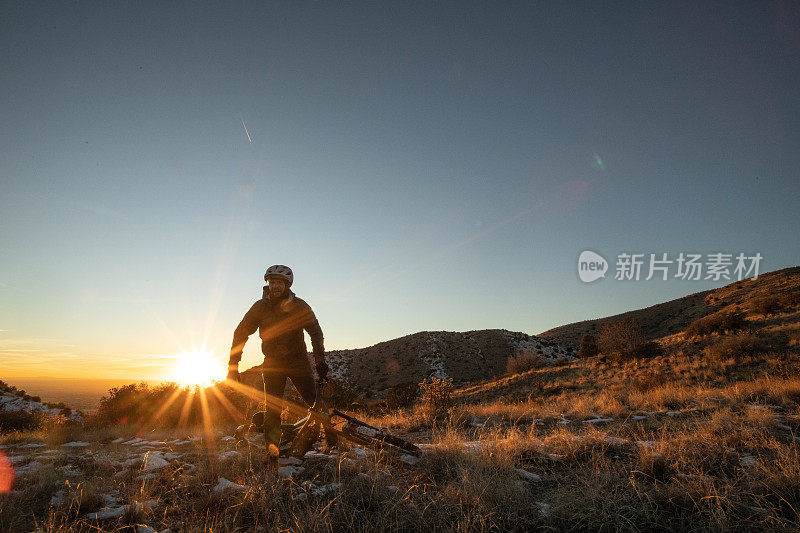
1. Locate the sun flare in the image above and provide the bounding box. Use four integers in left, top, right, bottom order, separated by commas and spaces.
171, 351, 225, 387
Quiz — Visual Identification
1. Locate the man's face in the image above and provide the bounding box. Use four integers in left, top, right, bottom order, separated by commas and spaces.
267, 277, 286, 298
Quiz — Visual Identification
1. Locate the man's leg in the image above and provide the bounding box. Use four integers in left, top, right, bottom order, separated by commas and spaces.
262, 370, 287, 455
288, 357, 317, 407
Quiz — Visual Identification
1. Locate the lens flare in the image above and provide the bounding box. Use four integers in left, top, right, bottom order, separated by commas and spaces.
0, 451, 13, 493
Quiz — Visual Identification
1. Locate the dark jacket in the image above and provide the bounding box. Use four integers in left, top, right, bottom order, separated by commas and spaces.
228, 288, 324, 367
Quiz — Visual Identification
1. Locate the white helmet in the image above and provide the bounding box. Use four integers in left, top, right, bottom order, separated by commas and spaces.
264, 265, 293, 287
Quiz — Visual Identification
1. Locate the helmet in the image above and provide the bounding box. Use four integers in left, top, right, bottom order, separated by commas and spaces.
264, 265, 293, 287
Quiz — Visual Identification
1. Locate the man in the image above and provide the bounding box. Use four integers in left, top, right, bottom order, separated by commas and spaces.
226, 264, 328, 455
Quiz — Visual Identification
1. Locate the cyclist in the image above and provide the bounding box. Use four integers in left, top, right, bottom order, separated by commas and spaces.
226, 265, 328, 456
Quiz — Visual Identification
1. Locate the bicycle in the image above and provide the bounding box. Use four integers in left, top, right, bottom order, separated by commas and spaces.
235, 379, 422, 459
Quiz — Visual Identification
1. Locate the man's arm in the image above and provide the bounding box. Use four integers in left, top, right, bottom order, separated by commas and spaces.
301, 303, 327, 379
228, 301, 261, 380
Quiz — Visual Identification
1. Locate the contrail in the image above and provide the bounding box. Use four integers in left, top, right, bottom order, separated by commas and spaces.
241, 119, 252, 143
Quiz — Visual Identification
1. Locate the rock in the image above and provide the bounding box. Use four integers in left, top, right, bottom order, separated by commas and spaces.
86, 506, 127, 520
218, 451, 239, 462
278, 457, 303, 466
61, 441, 90, 447
399, 454, 419, 465
277, 465, 305, 478
213, 477, 249, 493
515, 468, 541, 482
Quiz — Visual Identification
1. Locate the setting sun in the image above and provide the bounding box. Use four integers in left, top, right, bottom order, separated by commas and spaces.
171, 351, 225, 387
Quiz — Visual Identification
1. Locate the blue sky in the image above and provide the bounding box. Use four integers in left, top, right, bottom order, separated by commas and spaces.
1, 2, 798, 379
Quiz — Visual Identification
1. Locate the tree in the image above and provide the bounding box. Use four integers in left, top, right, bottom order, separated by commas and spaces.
578, 334, 598, 358
597, 318, 645, 357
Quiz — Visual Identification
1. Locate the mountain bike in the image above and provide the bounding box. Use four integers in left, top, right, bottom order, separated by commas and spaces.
235, 379, 421, 458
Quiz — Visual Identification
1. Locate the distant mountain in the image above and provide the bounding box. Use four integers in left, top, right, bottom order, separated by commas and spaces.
538, 266, 800, 350
243, 329, 573, 396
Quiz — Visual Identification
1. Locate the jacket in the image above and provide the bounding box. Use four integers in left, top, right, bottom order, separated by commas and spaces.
228, 288, 324, 367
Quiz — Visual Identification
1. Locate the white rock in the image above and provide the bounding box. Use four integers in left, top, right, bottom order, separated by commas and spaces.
111, 437, 124, 444
19, 443, 45, 448
515, 468, 541, 482
303, 452, 332, 460
631, 415, 648, 420
218, 450, 239, 462
584, 417, 614, 424
666, 411, 682, 417
50, 490, 67, 506
740, 455, 758, 467
399, 454, 419, 465
16, 460, 43, 474
277, 465, 305, 478
537, 501, 551, 518
310, 483, 340, 497
221, 436, 235, 442
86, 506, 127, 520
142, 452, 169, 470
603, 436, 627, 446
213, 477, 249, 493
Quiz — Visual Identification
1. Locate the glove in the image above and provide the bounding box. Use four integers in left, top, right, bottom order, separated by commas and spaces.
315, 358, 329, 381
226, 366, 240, 383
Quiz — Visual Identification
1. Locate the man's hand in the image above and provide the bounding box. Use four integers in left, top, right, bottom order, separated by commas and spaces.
226, 365, 240, 383
315, 358, 329, 381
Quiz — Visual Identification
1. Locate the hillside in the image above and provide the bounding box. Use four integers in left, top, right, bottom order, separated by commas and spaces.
243, 329, 574, 396
538, 266, 800, 350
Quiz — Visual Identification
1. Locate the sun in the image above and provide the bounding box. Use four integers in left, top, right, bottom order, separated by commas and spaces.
171, 351, 225, 387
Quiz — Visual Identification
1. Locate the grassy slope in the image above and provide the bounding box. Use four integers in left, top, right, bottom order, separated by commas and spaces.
538, 265, 800, 350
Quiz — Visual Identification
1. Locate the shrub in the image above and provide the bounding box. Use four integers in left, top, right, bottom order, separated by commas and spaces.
751, 296, 782, 316
420, 377, 454, 418
90, 381, 250, 428
386, 381, 419, 409
597, 318, 645, 356
322, 378, 362, 409
703, 335, 768, 362
506, 349, 547, 374
0, 407, 43, 432
685, 310, 746, 336
578, 334, 599, 358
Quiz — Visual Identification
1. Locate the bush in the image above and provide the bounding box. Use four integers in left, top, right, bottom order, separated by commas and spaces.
420, 377, 454, 418
703, 335, 768, 362
506, 349, 547, 374
0, 407, 43, 432
386, 381, 419, 409
597, 318, 646, 356
751, 296, 782, 316
578, 334, 599, 358
322, 378, 362, 409
90, 381, 250, 428
685, 310, 746, 336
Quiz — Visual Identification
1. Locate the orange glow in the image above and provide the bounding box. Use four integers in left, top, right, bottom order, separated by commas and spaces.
0, 451, 13, 493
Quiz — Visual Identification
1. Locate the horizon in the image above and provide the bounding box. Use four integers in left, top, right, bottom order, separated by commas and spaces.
2, 2, 799, 381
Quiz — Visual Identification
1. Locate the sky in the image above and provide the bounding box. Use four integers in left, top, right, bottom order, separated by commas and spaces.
1, 2, 799, 380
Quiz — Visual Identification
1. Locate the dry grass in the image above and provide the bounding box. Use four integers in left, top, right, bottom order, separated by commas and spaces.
3, 348, 800, 531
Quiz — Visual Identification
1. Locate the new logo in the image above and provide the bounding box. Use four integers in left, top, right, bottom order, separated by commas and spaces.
578, 251, 608, 283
